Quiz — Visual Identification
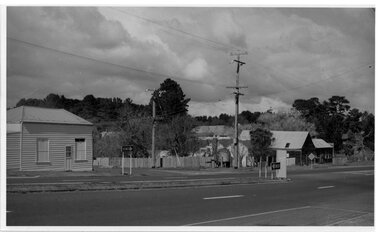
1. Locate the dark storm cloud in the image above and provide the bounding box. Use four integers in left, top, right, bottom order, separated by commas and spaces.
6, 7, 374, 115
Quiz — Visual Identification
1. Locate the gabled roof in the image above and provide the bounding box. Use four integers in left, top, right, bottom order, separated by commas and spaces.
239, 130, 251, 141
7, 106, 92, 125
193, 125, 234, 137
270, 131, 310, 150
240, 130, 312, 150
312, 139, 333, 149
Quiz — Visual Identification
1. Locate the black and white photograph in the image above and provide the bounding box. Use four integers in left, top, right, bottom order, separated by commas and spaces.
2, 2, 376, 230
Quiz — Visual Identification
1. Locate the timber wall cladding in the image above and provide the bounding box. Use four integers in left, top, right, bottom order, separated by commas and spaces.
7, 132, 20, 170
20, 123, 93, 171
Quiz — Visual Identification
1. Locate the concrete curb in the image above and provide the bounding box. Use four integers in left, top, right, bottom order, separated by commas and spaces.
7, 177, 288, 193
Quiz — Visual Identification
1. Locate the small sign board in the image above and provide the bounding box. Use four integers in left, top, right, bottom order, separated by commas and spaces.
271, 162, 281, 170
308, 153, 316, 160
122, 145, 133, 153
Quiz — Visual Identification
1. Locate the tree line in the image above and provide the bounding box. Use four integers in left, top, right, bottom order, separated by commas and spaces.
292, 96, 374, 153
13, 78, 374, 158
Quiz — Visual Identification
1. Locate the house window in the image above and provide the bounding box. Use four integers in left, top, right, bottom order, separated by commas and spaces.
285, 143, 290, 148
75, 138, 86, 161
37, 138, 49, 163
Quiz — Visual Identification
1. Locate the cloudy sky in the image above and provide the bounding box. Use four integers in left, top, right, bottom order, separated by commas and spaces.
7, 7, 375, 116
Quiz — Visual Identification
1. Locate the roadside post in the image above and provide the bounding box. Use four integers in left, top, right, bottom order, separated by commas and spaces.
271, 162, 281, 179
122, 149, 124, 175
122, 145, 133, 175
308, 153, 316, 169
275, 150, 287, 179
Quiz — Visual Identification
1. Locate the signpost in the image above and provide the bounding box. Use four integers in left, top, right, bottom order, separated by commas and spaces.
308, 153, 316, 169
121, 145, 133, 175
271, 162, 281, 170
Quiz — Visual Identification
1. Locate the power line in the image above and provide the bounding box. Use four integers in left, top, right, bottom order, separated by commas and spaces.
108, 8, 241, 52
250, 62, 308, 88
7, 36, 225, 88
8, 38, 372, 104
108, 7, 374, 103
256, 62, 373, 98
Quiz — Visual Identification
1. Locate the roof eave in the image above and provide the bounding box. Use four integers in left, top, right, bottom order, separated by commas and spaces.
22, 120, 93, 126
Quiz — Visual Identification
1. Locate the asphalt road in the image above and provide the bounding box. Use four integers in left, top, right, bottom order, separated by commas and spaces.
6, 166, 373, 226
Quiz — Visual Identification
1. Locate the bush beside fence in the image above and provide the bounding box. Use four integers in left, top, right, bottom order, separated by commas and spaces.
93, 157, 110, 167
332, 155, 347, 165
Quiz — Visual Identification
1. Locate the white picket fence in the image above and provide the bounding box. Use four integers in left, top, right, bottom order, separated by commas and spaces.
94, 156, 214, 168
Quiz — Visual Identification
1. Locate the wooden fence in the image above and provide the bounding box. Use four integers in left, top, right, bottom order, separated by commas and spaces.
94, 156, 214, 169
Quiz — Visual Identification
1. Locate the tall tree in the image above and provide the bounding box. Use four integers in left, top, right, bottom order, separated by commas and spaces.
292, 96, 361, 152
345, 108, 363, 133
292, 97, 322, 122
322, 96, 351, 151
361, 112, 374, 151
219, 113, 231, 124
156, 115, 199, 156
16, 98, 44, 107
80, 94, 98, 120
44, 93, 64, 108
343, 130, 365, 158
240, 110, 261, 124
250, 128, 273, 177
325, 96, 350, 116
150, 79, 190, 119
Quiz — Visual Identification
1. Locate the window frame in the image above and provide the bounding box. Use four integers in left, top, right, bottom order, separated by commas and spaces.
75, 138, 87, 161
36, 138, 50, 163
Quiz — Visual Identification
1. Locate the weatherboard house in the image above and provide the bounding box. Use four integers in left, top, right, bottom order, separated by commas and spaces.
194, 127, 333, 167
239, 130, 319, 166
7, 106, 93, 171
268, 131, 316, 166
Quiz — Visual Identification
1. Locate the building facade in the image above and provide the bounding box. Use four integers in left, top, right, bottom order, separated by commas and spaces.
7, 106, 93, 171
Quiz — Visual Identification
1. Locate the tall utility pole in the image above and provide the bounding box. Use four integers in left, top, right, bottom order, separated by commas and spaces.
152, 99, 156, 168
146, 89, 157, 168
227, 51, 248, 169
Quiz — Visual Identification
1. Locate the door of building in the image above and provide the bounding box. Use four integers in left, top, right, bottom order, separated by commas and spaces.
65, 146, 73, 171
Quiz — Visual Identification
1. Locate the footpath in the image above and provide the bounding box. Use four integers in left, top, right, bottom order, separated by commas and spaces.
7, 167, 286, 193
6, 161, 373, 193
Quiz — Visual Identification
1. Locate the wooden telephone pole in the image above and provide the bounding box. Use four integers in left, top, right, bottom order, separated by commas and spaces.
227, 51, 248, 169
146, 89, 157, 168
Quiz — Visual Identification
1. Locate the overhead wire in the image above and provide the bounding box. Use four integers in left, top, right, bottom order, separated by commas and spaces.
7, 36, 226, 88
108, 7, 241, 52
9, 7, 374, 105
107, 7, 371, 102
255, 62, 373, 99
9, 36, 372, 105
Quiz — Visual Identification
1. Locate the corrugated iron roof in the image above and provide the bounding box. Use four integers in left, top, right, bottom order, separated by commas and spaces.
239, 130, 311, 150
7, 106, 92, 125
239, 130, 251, 141
270, 131, 310, 150
312, 138, 333, 149
193, 125, 234, 137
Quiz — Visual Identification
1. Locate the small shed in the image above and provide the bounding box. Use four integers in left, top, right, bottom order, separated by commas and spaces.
7, 106, 93, 171
239, 130, 316, 166
216, 148, 231, 167
312, 139, 334, 163
269, 131, 315, 165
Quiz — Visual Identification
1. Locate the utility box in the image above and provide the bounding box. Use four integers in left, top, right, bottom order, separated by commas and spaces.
276, 150, 287, 179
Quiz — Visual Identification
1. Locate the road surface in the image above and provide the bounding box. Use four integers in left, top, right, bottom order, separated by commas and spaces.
6, 166, 373, 226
